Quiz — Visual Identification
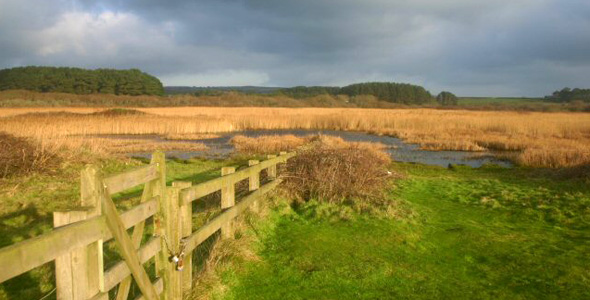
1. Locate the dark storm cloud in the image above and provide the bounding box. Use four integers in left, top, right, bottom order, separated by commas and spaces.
1, 0, 590, 96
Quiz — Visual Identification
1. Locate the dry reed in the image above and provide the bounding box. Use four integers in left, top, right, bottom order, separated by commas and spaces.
230, 134, 310, 154
0, 133, 59, 178
0, 107, 588, 167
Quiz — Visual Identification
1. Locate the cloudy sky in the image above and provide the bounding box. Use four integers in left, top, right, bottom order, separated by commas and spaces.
1, 0, 589, 96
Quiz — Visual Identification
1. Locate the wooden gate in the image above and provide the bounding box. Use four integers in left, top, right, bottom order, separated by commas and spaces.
0, 151, 294, 299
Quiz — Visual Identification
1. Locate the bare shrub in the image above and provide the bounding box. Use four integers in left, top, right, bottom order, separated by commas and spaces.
284, 136, 393, 204
0, 132, 59, 178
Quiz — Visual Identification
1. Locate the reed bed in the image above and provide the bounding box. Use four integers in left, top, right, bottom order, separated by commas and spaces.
0, 107, 589, 167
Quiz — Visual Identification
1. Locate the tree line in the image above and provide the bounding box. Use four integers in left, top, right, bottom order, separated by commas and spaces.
278, 82, 435, 104
0, 66, 164, 96
546, 88, 590, 103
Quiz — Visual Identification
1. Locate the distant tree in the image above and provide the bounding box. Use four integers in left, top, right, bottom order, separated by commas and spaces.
278, 86, 340, 98
436, 91, 458, 106
340, 82, 433, 104
0, 66, 164, 96
545, 87, 590, 103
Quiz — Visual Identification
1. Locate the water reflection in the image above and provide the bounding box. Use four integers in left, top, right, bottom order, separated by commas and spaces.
127, 129, 513, 168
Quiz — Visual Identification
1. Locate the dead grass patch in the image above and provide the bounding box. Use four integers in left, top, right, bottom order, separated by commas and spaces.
284, 136, 393, 204
0, 133, 59, 178
230, 134, 310, 154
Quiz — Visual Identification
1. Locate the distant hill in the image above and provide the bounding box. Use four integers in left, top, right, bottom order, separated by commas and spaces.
165, 86, 283, 95
0, 66, 164, 96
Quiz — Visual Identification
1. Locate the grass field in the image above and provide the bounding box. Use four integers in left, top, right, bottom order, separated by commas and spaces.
1, 152, 588, 299
200, 163, 590, 300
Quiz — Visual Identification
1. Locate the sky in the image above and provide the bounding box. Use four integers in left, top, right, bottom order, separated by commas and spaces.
1, 0, 589, 96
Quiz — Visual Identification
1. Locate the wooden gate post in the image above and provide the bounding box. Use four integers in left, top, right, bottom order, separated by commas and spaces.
80, 165, 104, 297
157, 185, 183, 300
173, 181, 193, 293
53, 165, 104, 300
220, 166, 236, 238
53, 210, 91, 300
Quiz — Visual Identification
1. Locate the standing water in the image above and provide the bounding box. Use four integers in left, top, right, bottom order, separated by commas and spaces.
127, 129, 513, 168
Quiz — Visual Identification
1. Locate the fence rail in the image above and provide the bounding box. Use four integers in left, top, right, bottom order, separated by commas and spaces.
0, 151, 294, 300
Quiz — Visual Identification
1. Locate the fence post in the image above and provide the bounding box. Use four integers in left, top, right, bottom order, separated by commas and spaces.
151, 152, 176, 299
53, 165, 104, 300
157, 186, 183, 300
266, 155, 277, 180
220, 166, 236, 238
53, 210, 90, 300
173, 181, 193, 293
80, 165, 104, 297
248, 160, 260, 191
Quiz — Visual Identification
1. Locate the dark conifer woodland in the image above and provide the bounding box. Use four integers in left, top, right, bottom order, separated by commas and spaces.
0, 66, 164, 96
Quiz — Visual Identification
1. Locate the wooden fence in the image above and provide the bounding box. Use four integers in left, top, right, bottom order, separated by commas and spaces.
0, 151, 295, 300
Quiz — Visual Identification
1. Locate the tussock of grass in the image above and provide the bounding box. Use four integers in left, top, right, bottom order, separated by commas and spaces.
284, 136, 394, 206
0, 132, 59, 178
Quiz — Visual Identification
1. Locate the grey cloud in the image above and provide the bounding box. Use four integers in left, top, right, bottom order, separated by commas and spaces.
1, 0, 590, 96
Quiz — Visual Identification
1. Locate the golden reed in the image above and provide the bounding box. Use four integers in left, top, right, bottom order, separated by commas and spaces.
0, 107, 588, 167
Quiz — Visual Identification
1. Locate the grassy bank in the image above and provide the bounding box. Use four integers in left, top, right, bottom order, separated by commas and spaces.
202, 163, 590, 299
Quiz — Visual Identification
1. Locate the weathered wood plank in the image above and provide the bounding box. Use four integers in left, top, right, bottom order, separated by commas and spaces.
115, 169, 158, 300
151, 152, 167, 293
160, 186, 183, 300
54, 210, 89, 300
266, 155, 278, 180
185, 179, 281, 253
90, 278, 162, 300
103, 164, 158, 194
134, 278, 163, 300
221, 167, 236, 239
101, 188, 159, 300
102, 198, 158, 242
248, 160, 260, 191
0, 215, 109, 283
81, 165, 104, 295
0, 197, 158, 284
103, 237, 161, 292
180, 152, 295, 204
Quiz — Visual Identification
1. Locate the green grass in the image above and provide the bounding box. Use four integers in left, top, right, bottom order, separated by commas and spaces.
2, 157, 589, 299
213, 163, 590, 300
